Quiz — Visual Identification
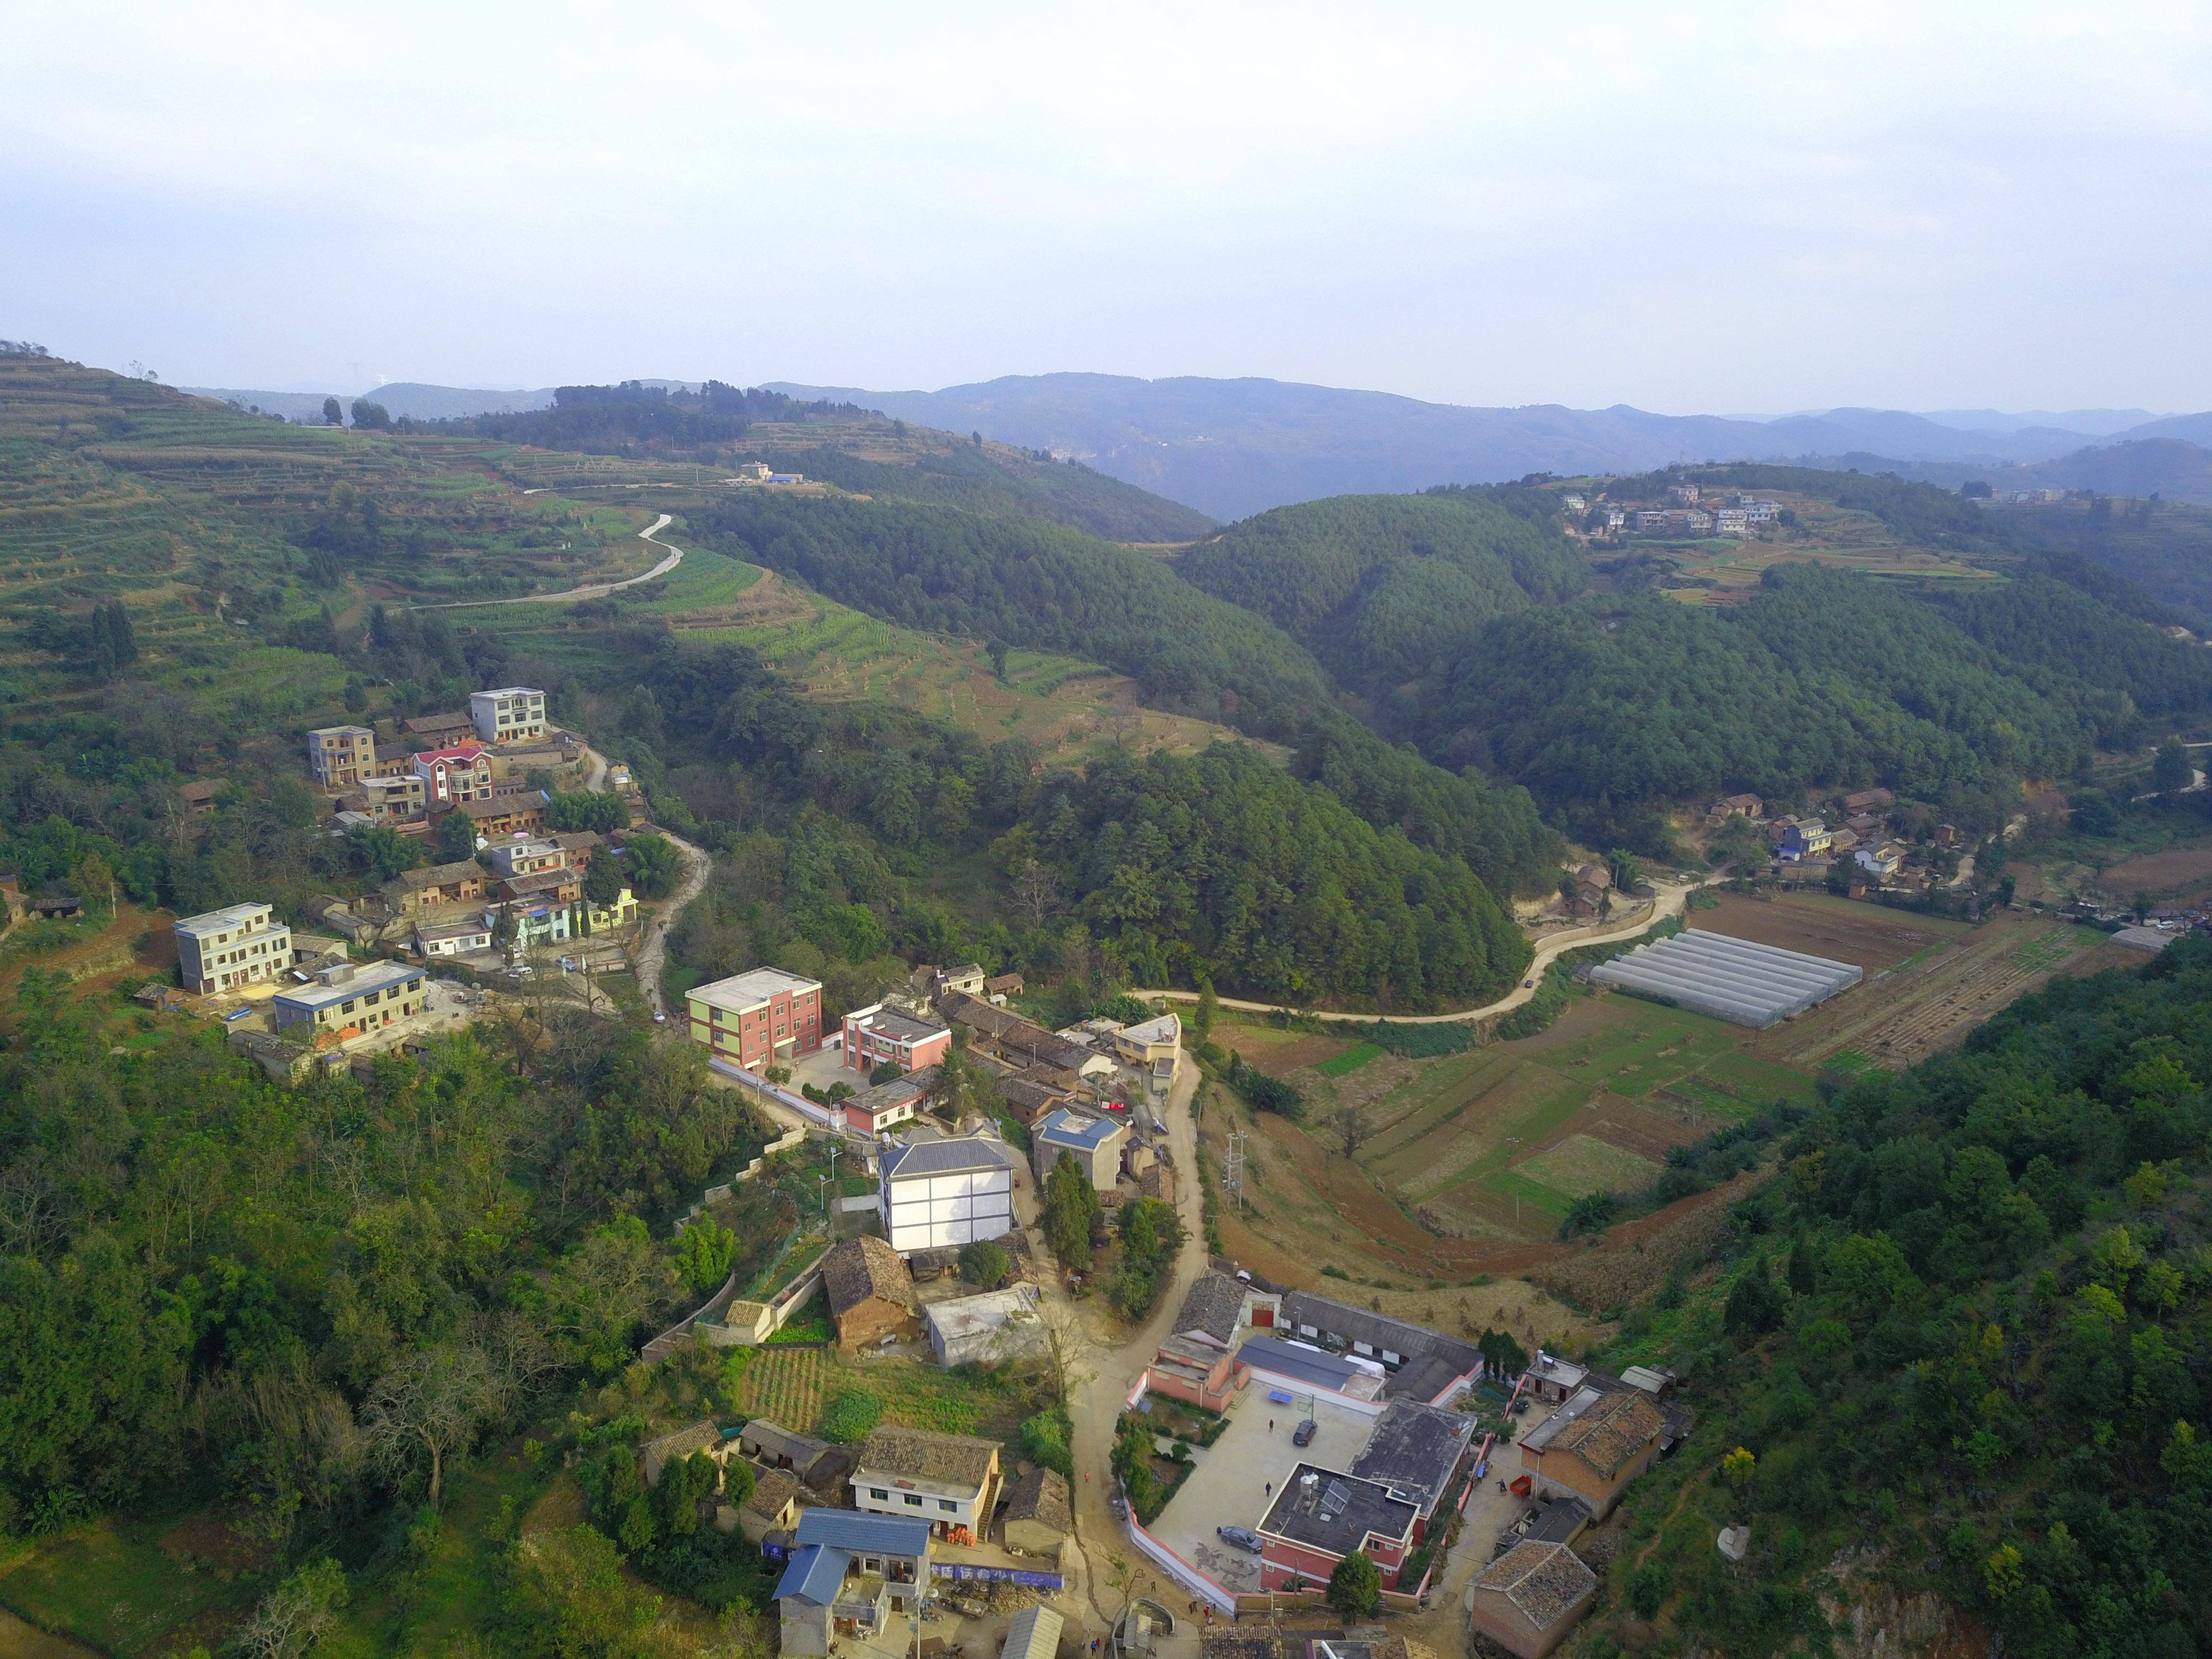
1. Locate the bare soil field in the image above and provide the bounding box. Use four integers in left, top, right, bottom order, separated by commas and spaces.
2096, 841, 2212, 899
1694, 889, 1969, 971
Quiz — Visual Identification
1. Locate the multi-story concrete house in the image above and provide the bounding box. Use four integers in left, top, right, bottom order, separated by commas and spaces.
413, 744, 494, 806
1257, 1463, 1420, 1593
879, 1135, 1016, 1254
851, 1427, 1001, 1537
272, 960, 426, 1040
354, 773, 427, 824
685, 967, 825, 1070
470, 686, 548, 744
382, 861, 487, 917
842, 1003, 952, 1076
306, 726, 377, 790
1032, 1108, 1127, 1188
483, 838, 567, 881
174, 902, 295, 995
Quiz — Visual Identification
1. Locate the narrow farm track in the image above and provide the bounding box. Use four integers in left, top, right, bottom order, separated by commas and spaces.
409, 510, 685, 608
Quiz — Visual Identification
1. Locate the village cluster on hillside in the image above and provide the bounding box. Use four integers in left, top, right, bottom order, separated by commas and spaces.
119, 685, 656, 1080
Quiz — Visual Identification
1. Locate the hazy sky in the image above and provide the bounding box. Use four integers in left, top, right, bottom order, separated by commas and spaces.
7, 1, 2209, 411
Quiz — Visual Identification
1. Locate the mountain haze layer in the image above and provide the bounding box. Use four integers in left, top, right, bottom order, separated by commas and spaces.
768, 374, 2212, 518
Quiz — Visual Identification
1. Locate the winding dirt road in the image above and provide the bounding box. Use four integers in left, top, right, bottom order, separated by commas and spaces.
410, 511, 686, 609
1131, 878, 1702, 1026
631, 826, 710, 1015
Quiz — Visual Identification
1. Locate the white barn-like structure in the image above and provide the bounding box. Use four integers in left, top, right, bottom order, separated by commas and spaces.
879, 1135, 1016, 1255
1588, 928, 1860, 1029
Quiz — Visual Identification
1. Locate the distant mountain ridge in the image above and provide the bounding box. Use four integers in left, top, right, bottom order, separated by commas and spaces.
765, 373, 2211, 519
183, 370, 2212, 518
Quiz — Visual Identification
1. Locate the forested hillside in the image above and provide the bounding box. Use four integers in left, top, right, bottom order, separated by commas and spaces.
696, 490, 1339, 739
1596, 939, 2212, 1659
1416, 565, 2192, 842
602, 639, 1533, 1009
1173, 490, 1585, 690
693, 489, 1565, 896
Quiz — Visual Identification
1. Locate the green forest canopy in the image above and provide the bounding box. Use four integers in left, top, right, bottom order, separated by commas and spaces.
1619, 937, 2212, 1658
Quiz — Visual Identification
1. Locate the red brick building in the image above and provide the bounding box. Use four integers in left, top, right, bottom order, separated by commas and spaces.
684, 967, 825, 1070
842, 1002, 953, 1075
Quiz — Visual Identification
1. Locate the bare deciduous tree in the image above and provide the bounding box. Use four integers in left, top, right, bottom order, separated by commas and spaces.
1011, 858, 1062, 928
359, 1344, 503, 1506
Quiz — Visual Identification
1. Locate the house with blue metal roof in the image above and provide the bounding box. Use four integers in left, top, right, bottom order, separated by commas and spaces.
1032, 1108, 1128, 1188
776, 1509, 932, 1656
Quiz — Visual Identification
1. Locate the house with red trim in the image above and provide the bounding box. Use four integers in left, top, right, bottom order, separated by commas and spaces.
413, 744, 494, 806
1255, 1463, 1418, 1593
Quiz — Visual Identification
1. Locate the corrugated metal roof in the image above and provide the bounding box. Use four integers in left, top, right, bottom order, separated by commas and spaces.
792, 1508, 933, 1556
1036, 1109, 1123, 1149
775, 1543, 852, 1605
1238, 1336, 1363, 1391
1003, 1605, 1065, 1659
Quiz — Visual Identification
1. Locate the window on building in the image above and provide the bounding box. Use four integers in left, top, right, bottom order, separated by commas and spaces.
872, 1489, 889, 1501
938, 1499, 957, 1512
904, 1495, 922, 1507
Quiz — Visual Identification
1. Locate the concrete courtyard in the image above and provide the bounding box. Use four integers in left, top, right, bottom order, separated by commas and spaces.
1143, 1386, 1380, 1596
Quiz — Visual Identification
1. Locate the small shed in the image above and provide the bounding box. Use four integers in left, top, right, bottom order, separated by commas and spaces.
641, 1420, 728, 1488
925, 1284, 1046, 1368
736, 1420, 836, 1483
821, 1235, 920, 1349
1001, 1465, 1071, 1556
721, 1464, 804, 1542
1001, 1604, 1064, 1659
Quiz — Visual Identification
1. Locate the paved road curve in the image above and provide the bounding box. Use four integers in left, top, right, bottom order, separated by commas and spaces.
1130, 878, 1703, 1027
409, 511, 685, 609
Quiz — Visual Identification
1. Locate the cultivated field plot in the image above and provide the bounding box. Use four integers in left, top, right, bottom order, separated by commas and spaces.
736, 1349, 1040, 1442
1639, 489, 2011, 607
1747, 910, 2115, 1071
479, 555, 1261, 767
1209, 995, 1811, 1276
1693, 889, 1971, 971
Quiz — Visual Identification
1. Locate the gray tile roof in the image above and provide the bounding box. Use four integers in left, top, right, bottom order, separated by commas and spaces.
881, 1135, 1013, 1182
1172, 1272, 1250, 1346
1277, 1290, 1484, 1398
1003, 1466, 1071, 1535
1347, 1399, 1477, 1516
855, 1426, 999, 1491
821, 1236, 915, 1320
1473, 1541, 1597, 1629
